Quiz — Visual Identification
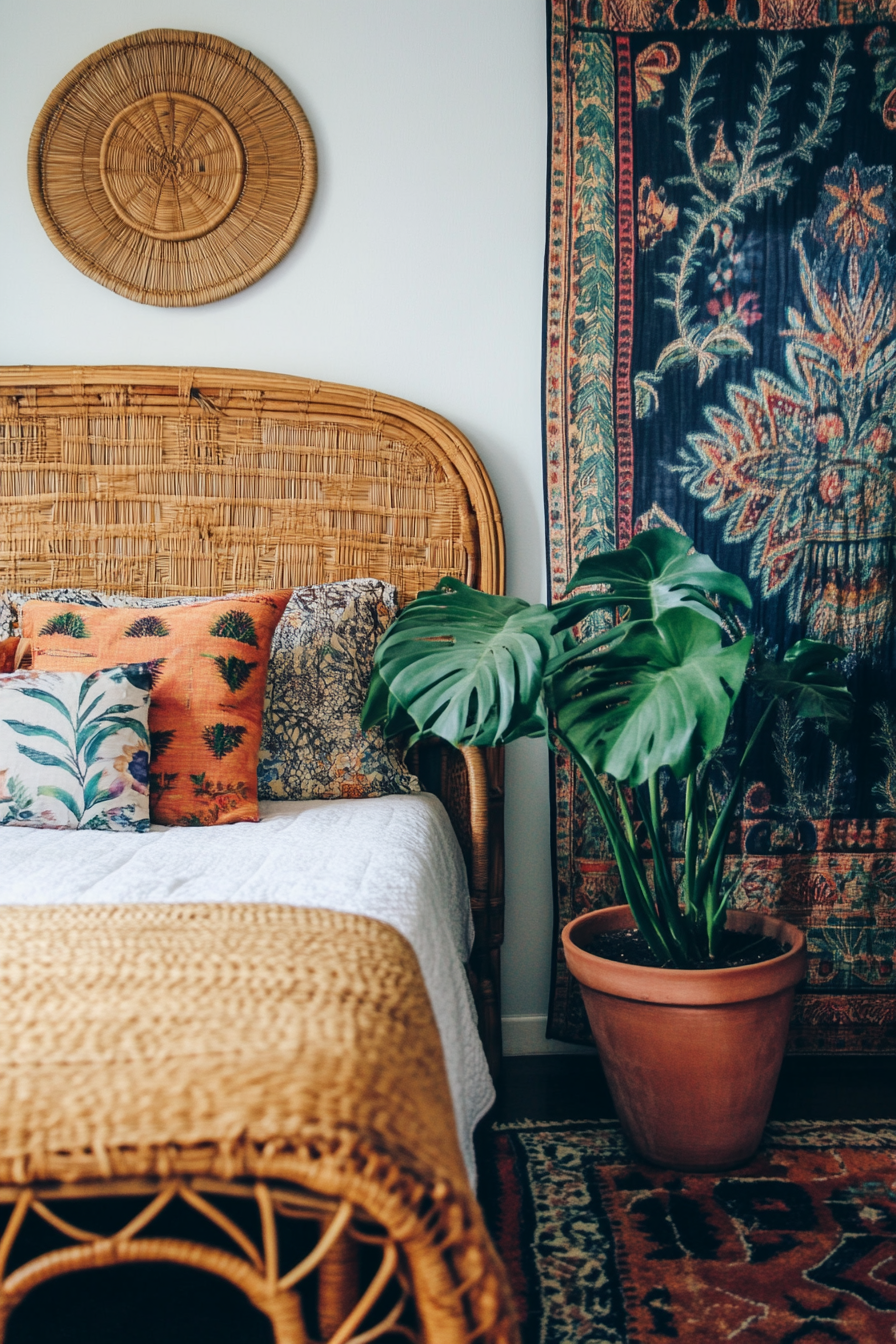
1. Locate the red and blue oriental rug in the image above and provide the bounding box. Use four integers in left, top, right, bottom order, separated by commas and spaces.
481, 1119, 896, 1343
544, 0, 896, 1050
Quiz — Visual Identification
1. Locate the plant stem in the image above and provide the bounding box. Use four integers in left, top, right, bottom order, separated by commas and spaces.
738, 700, 776, 773
694, 699, 777, 941
614, 781, 693, 960
562, 742, 680, 966
614, 781, 654, 899
684, 771, 699, 918
640, 773, 694, 961
707, 837, 728, 958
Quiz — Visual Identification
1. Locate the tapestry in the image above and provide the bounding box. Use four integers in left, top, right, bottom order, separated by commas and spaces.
545, 0, 896, 1049
480, 1118, 896, 1344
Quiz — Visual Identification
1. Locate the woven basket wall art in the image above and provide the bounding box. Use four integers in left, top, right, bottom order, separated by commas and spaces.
28, 30, 317, 307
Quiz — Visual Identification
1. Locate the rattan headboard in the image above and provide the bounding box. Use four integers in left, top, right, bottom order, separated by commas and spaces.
0, 366, 504, 603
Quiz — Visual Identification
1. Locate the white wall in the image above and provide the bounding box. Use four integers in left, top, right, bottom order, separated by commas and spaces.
0, 0, 560, 1043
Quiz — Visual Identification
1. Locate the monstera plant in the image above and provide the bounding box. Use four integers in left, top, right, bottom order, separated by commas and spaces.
362, 528, 852, 970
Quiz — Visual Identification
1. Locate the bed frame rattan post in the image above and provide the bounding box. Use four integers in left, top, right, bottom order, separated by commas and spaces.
463, 745, 504, 1079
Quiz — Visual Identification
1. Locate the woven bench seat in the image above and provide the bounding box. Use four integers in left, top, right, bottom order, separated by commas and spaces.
0, 903, 514, 1344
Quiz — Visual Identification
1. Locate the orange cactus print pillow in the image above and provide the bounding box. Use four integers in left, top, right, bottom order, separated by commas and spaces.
23, 592, 291, 826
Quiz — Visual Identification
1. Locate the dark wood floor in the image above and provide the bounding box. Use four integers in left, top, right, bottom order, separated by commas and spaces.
488, 1053, 896, 1124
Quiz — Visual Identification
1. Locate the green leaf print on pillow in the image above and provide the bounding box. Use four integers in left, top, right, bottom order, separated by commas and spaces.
123, 615, 170, 638
209, 610, 258, 646
0, 774, 35, 824
202, 723, 248, 759
151, 728, 177, 757
143, 658, 167, 687
205, 654, 259, 692
39, 611, 90, 638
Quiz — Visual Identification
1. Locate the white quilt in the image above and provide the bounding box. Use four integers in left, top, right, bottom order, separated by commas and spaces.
0, 793, 494, 1182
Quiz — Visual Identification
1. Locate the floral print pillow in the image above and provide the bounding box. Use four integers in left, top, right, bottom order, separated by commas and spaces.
0, 665, 152, 830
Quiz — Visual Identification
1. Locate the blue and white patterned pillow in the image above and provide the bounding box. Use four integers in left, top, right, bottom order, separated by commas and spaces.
0, 665, 152, 830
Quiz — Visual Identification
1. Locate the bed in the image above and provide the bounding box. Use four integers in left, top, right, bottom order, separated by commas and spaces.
0, 366, 513, 1344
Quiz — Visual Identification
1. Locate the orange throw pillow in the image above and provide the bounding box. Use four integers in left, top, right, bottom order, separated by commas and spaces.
24, 593, 291, 826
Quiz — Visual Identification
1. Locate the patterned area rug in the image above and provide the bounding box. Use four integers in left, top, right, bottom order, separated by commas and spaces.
480, 1119, 896, 1343
544, 1, 896, 1050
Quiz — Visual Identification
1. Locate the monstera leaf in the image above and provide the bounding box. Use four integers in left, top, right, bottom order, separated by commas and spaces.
547, 606, 753, 785
361, 578, 561, 747
753, 639, 853, 742
357, 523, 855, 967
554, 528, 752, 631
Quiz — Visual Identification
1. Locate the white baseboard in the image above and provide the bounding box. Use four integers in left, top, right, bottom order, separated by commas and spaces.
502, 1014, 597, 1056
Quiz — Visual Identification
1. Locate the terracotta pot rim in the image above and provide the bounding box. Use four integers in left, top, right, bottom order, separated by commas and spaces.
565, 906, 804, 977
561, 906, 808, 1006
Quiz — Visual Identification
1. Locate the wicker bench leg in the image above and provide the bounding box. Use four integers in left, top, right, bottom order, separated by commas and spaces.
318, 1225, 360, 1339
0, 1179, 414, 1344
0, 1237, 307, 1344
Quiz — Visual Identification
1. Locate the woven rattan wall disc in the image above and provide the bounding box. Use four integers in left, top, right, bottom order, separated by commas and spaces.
28, 30, 317, 306
99, 93, 246, 241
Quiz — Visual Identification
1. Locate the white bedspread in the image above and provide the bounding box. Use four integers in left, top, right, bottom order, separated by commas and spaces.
0, 793, 494, 1182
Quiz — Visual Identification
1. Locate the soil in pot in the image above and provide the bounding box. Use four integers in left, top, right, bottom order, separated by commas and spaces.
586, 927, 789, 970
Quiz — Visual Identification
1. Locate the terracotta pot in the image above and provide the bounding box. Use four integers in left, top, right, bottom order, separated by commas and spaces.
561, 906, 807, 1171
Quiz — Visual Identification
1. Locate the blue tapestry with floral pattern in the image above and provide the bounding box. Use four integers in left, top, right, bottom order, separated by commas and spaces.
545, 0, 896, 1051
